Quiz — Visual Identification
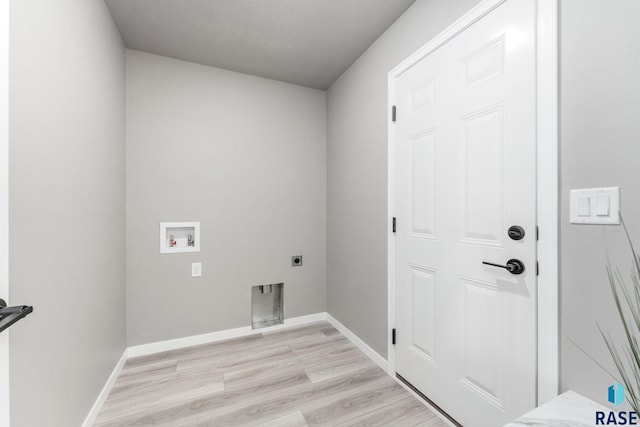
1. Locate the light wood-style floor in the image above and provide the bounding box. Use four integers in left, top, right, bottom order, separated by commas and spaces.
94, 321, 447, 426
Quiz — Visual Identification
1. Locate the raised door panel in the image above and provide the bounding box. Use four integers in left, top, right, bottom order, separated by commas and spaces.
459, 105, 504, 246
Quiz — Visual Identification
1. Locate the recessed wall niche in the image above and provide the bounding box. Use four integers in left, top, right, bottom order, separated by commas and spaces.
159, 222, 200, 254
251, 283, 284, 329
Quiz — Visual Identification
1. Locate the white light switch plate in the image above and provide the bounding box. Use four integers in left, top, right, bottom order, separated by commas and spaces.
570, 187, 620, 224
191, 262, 202, 277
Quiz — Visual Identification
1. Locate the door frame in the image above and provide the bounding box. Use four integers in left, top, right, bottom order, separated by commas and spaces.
386, 0, 559, 406
1, 0, 10, 424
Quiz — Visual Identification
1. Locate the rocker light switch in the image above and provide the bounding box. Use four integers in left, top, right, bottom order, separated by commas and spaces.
577, 196, 591, 217
595, 195, 610, 216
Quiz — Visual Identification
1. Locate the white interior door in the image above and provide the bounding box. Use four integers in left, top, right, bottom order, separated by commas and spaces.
394, 0, 537, 425
1, 0, 10, 425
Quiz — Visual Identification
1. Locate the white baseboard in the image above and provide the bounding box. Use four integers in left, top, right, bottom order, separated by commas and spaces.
271, 312, 328, 329
81, 349, 128, 427
127, 312, 328, 358
325, 313, 389, 373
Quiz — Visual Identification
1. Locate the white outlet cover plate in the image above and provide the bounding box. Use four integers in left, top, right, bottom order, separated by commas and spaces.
570, 187, 620, 225
192, 262, 202, 277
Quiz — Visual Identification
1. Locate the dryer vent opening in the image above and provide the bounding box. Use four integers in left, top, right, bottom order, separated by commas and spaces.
251, 283, 283, 329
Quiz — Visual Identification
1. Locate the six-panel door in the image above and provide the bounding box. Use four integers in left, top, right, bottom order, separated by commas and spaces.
394, 0, 537, 425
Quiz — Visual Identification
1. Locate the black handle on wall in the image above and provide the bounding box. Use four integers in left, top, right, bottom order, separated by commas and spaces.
0, 299, 34, 333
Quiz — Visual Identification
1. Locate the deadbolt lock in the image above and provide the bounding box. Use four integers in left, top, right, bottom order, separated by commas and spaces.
508, 225, 525, 241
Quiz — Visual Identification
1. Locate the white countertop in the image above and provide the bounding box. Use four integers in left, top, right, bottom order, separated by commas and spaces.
504, 391, 610, 426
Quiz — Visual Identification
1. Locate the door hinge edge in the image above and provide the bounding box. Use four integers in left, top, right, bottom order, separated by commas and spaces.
392, 105, 397, 122
392, 328, 396, 345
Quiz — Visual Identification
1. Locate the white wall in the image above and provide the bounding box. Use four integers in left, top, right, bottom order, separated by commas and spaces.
126, 50, 327, 346
560, 0, 640, 405
9, 0, 126, 425
326, 0, 481, 358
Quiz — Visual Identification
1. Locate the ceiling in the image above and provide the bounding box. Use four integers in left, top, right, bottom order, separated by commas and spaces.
104, 0, 417, 90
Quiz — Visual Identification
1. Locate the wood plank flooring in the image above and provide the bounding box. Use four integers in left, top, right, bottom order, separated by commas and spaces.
94, 321, 447, 426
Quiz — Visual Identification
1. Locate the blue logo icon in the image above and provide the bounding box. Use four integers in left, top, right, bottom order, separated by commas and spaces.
608, 382, 625, 406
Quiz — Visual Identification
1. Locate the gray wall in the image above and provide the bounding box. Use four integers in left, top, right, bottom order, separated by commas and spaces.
560, 0, 640, 405
126, 50, 327, 346
326, 0, 481, 358
9, 0, 126, 426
